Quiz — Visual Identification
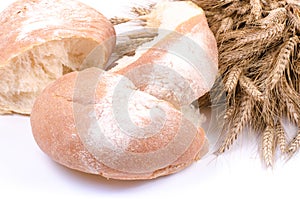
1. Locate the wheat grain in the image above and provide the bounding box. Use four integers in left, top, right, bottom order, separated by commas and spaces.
268, 0, 286, 10
281, 77, 298, 98
275, 121, 287, 154
256, 7, 287, 27
280, 78, 300, 123
249, 0, 262, 21
236, 3, 251, 15
268, 36, 299, 90
246, 52, 276, 78
262, 125, 275, 167
285, 96, 299, 123
220, 29, 253, 42
237, 23, 285, 46
131, 7, 151, 16
224, 105, 235, 122
287, 4, 300, 33
189, 0, 234, 8
287, 130, 300, 154
239, 75, 264, 102
109, 17, 131, 25
224, 67, 242, 93
224, 1, 243, 17
293, 60, 300, 74
216, 95, 253, 154
220, 44, 269, 65
283, 78, 300, 115
217, 17, 233, 38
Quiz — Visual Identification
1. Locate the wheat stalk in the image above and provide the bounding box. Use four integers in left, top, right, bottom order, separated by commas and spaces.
216, 95, 253, 154
262, 124, 275, 167
282, 76, 300, 99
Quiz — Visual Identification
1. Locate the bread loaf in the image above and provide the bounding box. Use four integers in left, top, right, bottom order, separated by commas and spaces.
111, 1, 218, 107
0, 0, 115, 114
30, 1, 218, 180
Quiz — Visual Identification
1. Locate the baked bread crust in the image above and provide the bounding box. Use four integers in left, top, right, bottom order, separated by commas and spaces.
31, 70, 208, 180
30, 1, 217, 180
0, 0, 115, 114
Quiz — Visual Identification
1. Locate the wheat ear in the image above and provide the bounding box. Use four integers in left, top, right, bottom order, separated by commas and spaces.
239, 74, 264, 102
293, 60, 300, 75
217, 17, 233, 39
256, 7, 287, 27
236, 23, 285, 46
285, 96, 299, 124
262, 124, 275, 167
268, 36, 299, 90
220, 29, 253, 42
224, 67, 242, 93
223, 105, 235, 122
131, 7, 152, 16
287, 4, 300, 33
287, 129, 300, 155
275, 121, 287, 154
109, 17, 131, 25
216, 95, 253, 154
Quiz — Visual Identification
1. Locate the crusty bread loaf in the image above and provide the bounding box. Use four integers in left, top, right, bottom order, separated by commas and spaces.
30, 1, 217, 180
0, 0, 115, 114
111, 1, 218, 107
31, 68, 208, 180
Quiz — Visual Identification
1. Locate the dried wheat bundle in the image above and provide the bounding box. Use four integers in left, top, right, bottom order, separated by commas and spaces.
190, 0, 300, 166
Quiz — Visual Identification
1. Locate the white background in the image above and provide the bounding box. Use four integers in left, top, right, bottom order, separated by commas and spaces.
1, 1, 300, 198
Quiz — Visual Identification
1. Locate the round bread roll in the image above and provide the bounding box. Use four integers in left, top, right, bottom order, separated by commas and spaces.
31, 68, 208, 180
30, 1, 217, 180
0, 0, 115, 114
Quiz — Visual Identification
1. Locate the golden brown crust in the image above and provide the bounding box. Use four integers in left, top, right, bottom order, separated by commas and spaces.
31, 70, 208, 180
111, 2, 218, 107
0, 0, 116, 115
30, 1, 216, 180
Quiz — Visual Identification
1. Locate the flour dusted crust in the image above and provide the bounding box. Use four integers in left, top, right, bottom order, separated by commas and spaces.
31, 69, 208, 180
0, 0, 115, 114
30, 1, 218, 180
111, 1, 218, 107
